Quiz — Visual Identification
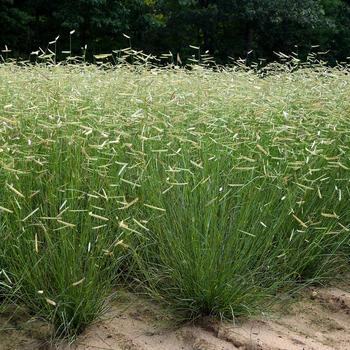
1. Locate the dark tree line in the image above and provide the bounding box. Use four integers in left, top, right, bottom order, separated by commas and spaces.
1, 0, 350, 63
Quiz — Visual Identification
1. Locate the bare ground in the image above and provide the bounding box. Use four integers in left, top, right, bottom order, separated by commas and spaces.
1, 283, 350, 350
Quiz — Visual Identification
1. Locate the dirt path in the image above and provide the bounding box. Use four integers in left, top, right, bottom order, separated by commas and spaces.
1, 284, 350, 350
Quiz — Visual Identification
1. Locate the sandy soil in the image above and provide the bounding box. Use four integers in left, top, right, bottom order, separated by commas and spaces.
0, 305, 53, 350
1, 283, 350, 350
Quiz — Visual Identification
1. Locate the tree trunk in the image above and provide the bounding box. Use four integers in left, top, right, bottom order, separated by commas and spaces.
246, 23, 254, 53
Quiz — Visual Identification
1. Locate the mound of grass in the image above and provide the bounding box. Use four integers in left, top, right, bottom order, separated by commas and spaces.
0, 62, 350, 338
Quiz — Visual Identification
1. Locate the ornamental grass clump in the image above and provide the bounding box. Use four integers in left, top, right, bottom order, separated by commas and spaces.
0, 61, 349, 337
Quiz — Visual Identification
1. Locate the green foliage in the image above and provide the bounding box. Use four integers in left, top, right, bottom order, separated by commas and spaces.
0, 0, 349, 62
0, 0, 33, 51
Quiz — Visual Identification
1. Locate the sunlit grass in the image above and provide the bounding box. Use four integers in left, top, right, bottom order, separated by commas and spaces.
0, 61, 350, 339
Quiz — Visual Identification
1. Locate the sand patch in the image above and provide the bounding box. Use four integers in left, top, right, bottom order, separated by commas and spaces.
2, 283, 350, 350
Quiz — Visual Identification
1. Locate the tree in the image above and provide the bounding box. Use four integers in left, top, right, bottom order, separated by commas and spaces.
51, 0, 148, 54
0, 0, 350, 63
0, 0, 32, 53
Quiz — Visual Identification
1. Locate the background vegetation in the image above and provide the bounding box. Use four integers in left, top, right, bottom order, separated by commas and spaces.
1, 0, 350, 63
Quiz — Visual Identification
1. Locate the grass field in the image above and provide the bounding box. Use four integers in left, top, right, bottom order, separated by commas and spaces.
0, 61, 350, 340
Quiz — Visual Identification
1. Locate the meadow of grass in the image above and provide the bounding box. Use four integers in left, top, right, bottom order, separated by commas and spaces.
0, 60, 350, 339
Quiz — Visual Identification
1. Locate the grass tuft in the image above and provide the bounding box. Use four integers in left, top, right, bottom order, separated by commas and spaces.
0, 61, 350, 338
